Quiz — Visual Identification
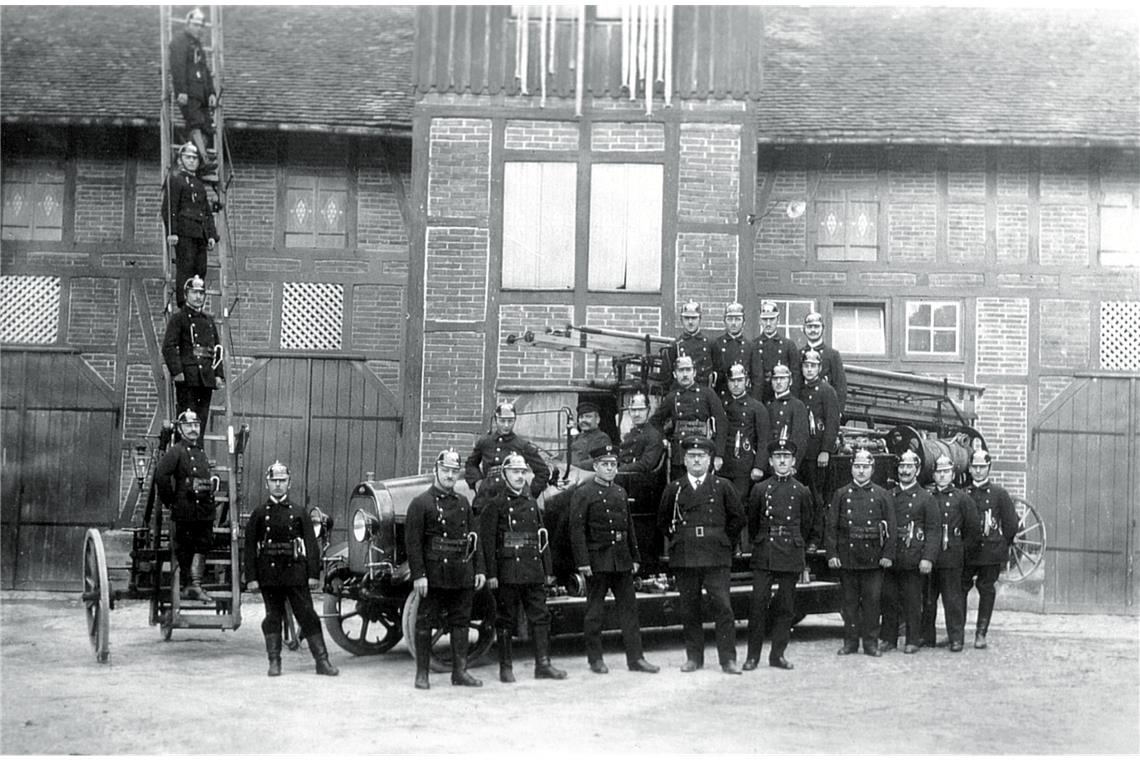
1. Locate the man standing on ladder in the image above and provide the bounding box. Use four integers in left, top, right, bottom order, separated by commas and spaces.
169, 8, 218, 178
161, 144, 218, 308
162, 276, 224, 431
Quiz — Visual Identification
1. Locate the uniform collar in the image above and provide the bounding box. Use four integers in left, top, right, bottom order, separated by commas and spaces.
430, 484, 455, 498
851, 480, 873, 491
972, 479, 990, 489
774, 391, 791, 400
269, 495, 289, 506
687, 473, 705, 490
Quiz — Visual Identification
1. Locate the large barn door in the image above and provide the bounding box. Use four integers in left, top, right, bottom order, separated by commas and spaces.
1031, 374, 1139, 613
0, 351, 120, 590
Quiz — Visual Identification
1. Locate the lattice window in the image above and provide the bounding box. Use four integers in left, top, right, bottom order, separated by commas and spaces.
1100, 301, 1140, 370
281, 283, 343, 350
0, 276, 61, 344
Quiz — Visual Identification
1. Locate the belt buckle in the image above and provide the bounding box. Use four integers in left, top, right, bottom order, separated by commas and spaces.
695, 526, 705, 538
614, 530, 624, 541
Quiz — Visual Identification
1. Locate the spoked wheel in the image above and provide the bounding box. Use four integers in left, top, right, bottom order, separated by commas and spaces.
1003, 498, 1047, 584
82, 529, 111, 664
401, 588, 497, 674
321, 588, 403, 656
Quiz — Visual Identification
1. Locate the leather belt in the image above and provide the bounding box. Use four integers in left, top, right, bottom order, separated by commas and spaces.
191, 477, 213, 493
503, 531, 539, 550
259, 541, 297, 558
429, 536, 469, 557
593, 529, 626, 544
679, 525, 724, 539
767, 525, 796, 537
191, 346, 213, 359
848, 526, 880, 540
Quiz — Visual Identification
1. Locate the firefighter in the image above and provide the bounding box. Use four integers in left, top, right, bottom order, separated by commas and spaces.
569, 444, 659, 675
168, 8, 217, 177
963, 450, 1019, 649
405, 448, 486, 689
464, 402, 549, 514
161, 144, 219, 307
665, 300, 714, 387
244, 461, 339, 677
479, 453, 567, 682
617, 392, 665, 483
711, 301, 762, 401
154, 409, 215, 602
799, 311, 847, 411
649, 355, 727, 480
568, 401, 613, 472
753, 301, 800, 403
920, 454, 981, 652
721, 362, 771, 502
657, 436, 746, 675
162, 276, 224, 430
744, 438, 811, 671
826, 448, 896, 657
766, 363, 810, 472
880, 450, 939, 654
798, 348, 840, 546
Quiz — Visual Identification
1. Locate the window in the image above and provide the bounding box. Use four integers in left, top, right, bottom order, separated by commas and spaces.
1100, 195, 1138, 266
285, 173, 347, 248
815, 186, 878, 262
502, 162, 577, 289
588, 163, 662, 291
2, 162, 65, 241
769, 299, 816, 340
833, 303, 886, 355
906, 301, 960, 356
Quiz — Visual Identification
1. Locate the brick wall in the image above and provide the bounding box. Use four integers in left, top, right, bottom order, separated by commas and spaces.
675, 232, 738, 325
996, 204, 1029, 264
756, 170, 807, 261
975, 384, 1027, 463
422, 330, 485, 423
67, 277, 119, 346
428, 118, 491, 219
678, 123, 740, 224
351, 284, 404, 354
590, 122, 663, 152
230, 280, 274, 350
497, 304, 574, 382
424, 227, 489, 322
947, 203, 986, 263
584, 305, 662, 336
976, 297, 1029, 375
506, 120, 580, 151
134, 163, 164, 245
81, 352, 116, 389
74, 159, 125, 243
1038, 299, 1091, 368
1038, 375, 1073, 413
888, 203, 938, 262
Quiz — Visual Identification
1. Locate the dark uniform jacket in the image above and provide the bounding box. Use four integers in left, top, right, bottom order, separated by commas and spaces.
162, 305, 224, 388
464, 431, 549, 497
569, 428, 613, 472
800, 341, 847, 411
964, 480, 1018, 566
649, 384, 728, 458
618, 423, 665, 474
825, 481, 897, 570
569, 479, 640, 573
722, 393, 771, 478
155, 441, 214, 522
667, 330, 714, 386
405, 485, 484, 589
169, 29, 215, 100
766, 393, 810, 469
243, 496, 320, 587
929, 485, 981, 569
890, 482, 940, 571
479, 487, 552, 584
161, 169, 218, 241
711, 332, 762, 399
798, 378, 840, 460
753, 333, 802, 398
748, 475, 811, 572
657, 475, 745, 568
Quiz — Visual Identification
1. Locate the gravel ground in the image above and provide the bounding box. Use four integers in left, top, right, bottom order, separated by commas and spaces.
1, 591, 1137, 754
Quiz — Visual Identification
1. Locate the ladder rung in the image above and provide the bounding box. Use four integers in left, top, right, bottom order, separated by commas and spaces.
203, 433, 227, 442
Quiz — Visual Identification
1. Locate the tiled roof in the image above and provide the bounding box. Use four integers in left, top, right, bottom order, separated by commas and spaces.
3, 6, 1137, 146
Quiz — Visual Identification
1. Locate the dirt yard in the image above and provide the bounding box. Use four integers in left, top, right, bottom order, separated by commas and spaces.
1, 591, 1137, 754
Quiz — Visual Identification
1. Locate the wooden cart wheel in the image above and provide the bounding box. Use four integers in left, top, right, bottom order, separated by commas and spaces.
82, 529, 111, 664
401, 588, 497, 673
321, 585, 402, 656
1002, 498, 1046, 584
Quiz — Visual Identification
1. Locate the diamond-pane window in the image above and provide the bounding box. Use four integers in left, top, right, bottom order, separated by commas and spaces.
285, 173, 347, 248
1101, 301, 1140, 370
2, 162, 65, 241
815, 184, 878, 262
281, 283, 343, 350
0, 276, 61, 344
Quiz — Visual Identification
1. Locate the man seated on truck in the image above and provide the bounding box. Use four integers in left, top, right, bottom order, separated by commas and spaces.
464, 402, 549, 514
617, 392, 665, 487
649, 355, 727, 480
567, 401, 612, 472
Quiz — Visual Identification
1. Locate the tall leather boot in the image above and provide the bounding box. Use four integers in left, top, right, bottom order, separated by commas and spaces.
307, 631, 340, 676
265, 632, 282, 677
533, 625, 567, 680
450, 628, 482, 687
975, 617, 990, 649
414, 629, 432, 689
497, 628, 516, 683
185, 554, 214, 602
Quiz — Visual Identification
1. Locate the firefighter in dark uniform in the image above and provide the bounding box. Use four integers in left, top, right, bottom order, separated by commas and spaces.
880, 450, 938, 654
744, 438, 811, 671
649, 355, 727, 480
798, 349, 840, 545
826, 448, 896, 657
154, 409, 215, 602
464, 402, 550, 515
162, 276, 224, 430
711, 302, 762, 401
920, 454, 981, 652
617, 392, 666, 490
479, 453, 568, 682
244, 461, 339, 677
962, 450, 1019, 649
800, 311, 847, 412
568, 401, 613, 472
570, 444, 659, 675
721, 362, 771, 502
753, 301, 801, 403
657, 436, 746, 674
664, 300, 714, 387
168, 8, 217, 175
766, 363, 810, 473
161, 144, 219, 307
406, 448, 487, 689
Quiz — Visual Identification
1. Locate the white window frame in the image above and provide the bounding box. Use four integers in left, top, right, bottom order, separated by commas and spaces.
502, 161, 577, 290
767, 299, 816, 341
832, 301, 887, 356
587, 163, 663, 293
905, 300, 961, 357
1099, 194, 1139, 267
